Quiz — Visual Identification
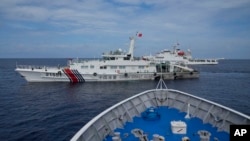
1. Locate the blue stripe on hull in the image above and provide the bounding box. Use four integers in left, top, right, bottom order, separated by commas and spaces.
72, 70, 85, 82
63, 69, 85, 83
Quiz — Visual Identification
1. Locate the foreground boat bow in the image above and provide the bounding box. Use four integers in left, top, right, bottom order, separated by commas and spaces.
71, 88, 250, 141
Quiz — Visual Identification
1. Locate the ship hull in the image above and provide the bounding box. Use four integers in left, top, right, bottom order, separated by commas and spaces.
15, 68, 199, 83
16, 69, 70, 82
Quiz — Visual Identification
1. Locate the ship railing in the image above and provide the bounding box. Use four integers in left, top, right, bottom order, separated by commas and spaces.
16, 65, 62, 70
69, 57, 144, 64
69, 58, 101, 63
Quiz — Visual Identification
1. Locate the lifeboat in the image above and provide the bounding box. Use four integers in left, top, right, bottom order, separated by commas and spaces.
178, 51, 185, 56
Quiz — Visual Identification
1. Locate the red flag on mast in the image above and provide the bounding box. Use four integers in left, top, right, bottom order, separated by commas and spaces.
136, 32, 142, 37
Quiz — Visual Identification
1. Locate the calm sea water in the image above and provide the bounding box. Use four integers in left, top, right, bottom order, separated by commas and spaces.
0, 59, 249, 141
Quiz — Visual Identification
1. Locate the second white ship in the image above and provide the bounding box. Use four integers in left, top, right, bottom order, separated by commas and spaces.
143, 43, 220, 65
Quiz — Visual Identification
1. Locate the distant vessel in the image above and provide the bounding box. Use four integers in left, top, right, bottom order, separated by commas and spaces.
71, 79, 250, 141
15, 35, 198, 82
143, 43, 220, 65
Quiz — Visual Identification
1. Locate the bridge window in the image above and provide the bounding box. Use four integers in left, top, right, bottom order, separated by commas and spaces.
100, 66, 107, 69
119, 66, 125, 69
138, 66, 145, 69
81, 65, 88, 69
110, 66, 117, 69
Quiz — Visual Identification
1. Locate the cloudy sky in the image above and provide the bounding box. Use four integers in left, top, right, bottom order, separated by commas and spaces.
1, 0, 250, 59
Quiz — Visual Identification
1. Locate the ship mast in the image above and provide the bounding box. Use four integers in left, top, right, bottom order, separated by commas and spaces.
128, 37, 135, 60
127, 32, 142, 60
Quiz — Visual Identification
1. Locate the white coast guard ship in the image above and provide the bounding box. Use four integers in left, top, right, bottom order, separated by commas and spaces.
143, 43, 219, 65
15, 36, 198, 83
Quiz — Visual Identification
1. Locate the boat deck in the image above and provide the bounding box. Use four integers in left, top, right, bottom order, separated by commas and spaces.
104, 106, 229, 141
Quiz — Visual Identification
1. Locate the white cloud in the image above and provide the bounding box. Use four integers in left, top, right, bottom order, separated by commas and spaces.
0, 0, 250, 58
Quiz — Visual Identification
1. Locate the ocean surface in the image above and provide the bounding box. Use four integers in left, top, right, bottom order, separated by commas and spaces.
0, 59, 249, 141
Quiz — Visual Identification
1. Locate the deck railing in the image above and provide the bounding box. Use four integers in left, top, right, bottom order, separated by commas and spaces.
71, 89, 250, 141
